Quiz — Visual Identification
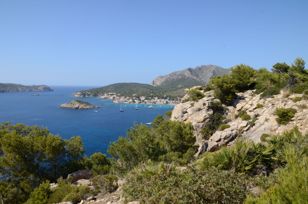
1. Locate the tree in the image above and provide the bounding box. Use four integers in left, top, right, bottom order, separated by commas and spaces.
272, 62, 290, 73
292, 57, 305, 73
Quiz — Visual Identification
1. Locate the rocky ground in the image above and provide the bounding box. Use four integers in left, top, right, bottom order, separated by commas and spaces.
171, 88, 308, 154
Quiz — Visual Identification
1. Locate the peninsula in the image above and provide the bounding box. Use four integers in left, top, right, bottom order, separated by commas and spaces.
75, 65, 229, 104
0, 83, 53, 93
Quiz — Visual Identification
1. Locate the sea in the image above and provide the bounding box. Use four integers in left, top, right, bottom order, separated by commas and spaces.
0, 87, 173, 155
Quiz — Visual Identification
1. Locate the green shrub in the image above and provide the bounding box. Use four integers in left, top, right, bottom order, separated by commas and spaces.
48, 180, 91, 204
123, 163, 249, 204
91, 175, 118, 194
218, 124, 230, 131
186, 88, 205, 101
25, 181, 51, 204
274, 108, 297, 125
108, 117, 196, 172
260, 133, 270, 142
238, 110, 251, 121
245, 131, 308, 204
201, 101, 225, 139
84, 152, 111, 175
256, 104, 264, 109
291, 96, 302, 102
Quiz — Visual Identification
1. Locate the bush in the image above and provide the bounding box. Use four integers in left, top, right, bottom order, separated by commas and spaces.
218, 124, 230, 131
274, 108, 297, 125
108, 117, 196, 172
245, 130, 308, 204
186, 88, 205, 101
91, 175, 118, 195
291, 96, 302, 102
256, 104, 264, 109
47, 180, 91, 204
201, 101, 225, 139
238, 110, 251, 121
123, 163, 249, 204
260, 133, 270, 142
25, 181, 51, 204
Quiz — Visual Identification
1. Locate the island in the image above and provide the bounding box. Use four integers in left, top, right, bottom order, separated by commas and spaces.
60, 100, 97, 110
0, 83, 53, 93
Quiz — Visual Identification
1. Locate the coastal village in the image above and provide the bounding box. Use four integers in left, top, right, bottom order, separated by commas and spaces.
74, 91, 180, 105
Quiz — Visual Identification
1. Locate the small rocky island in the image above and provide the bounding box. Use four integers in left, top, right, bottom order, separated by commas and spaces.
60, 100, 97, 110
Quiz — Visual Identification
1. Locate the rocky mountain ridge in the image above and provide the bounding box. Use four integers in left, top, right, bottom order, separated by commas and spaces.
76, 65, 229, 101
152, 65, 229, 87
171, 87, 308, 155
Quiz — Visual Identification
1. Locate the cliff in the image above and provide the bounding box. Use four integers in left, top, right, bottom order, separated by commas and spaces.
171, 87, 308, 155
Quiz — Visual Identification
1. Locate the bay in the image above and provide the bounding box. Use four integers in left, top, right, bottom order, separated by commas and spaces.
0, 87, 173, 155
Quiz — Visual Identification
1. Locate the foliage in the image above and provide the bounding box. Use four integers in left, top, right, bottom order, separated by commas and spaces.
0, 123, 109, 203
245, 130, 308, 204
238, 110, 252, 121
123, 163, 249, 204
186, 88, 205, 101
0, 123, 86, 203
91, 174, 118, 194
25, 181, 51, 204
255, 103, 264, 109
274, 108, 297, 125
260, 133, 270, 142
84, 152, 111, 175
108, 116, 196, 172
218, 124, 230, 131
47, 180, 91, 204
201, 101, 226, 139
208, 58, 307, 104
272, 62, 290, 74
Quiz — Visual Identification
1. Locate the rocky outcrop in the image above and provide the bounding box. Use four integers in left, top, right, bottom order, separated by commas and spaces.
171, 89, 218, 154
171, 89, 308, 154
60, 100, 97, 110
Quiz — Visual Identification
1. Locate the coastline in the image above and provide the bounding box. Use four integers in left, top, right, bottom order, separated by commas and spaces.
74, 92, 180, 105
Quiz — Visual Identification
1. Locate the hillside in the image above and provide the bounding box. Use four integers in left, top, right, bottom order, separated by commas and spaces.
0, 83, 53, 93
152, 65, 229, 88
76, 83, 164, 97
76, 65, 229, 100
1, 58, 308, 204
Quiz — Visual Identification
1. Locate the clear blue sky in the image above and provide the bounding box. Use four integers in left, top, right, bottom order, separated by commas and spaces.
0, 0, 307, 86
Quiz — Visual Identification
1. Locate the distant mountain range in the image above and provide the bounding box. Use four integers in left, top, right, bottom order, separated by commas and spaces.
77, 65, 229, 98
0, 83, 53, 93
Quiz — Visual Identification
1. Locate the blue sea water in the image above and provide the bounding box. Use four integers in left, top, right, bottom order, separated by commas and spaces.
0, 87, 173, 155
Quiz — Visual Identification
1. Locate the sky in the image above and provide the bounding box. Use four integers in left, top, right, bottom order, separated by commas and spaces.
0, 0, 307, 86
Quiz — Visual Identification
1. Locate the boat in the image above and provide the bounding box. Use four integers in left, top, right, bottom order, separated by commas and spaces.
148, 105, 153, 109
135, 104, 139, 110
120, 105, 124, 112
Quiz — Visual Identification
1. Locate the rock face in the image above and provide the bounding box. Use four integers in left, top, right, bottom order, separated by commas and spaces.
153, 65, 229, 87
171, 89, 308, 154
60, 100, 97, 110
0, 83, 53, 92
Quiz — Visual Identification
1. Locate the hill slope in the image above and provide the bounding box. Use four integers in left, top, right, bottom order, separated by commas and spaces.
153, 65, 229, 89
77, 65, 229, 99
0, 83, 53, 93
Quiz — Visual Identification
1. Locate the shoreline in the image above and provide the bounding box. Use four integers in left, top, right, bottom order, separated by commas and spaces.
74, 92, 180, 106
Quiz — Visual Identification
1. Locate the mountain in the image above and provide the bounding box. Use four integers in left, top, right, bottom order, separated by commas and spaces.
77, 65, 229, 99
0, 83, 53, 93
153, 65, 229, 88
